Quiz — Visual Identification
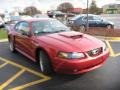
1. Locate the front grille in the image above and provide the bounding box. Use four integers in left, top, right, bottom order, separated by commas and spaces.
87, 47, 102, 57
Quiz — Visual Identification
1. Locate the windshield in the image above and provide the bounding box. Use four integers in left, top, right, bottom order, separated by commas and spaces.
32, 19, 70, 36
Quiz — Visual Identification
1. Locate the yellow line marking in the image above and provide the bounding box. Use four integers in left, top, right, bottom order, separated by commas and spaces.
0, 62, 8, 68
105, 40, 120, 57
9, 78, 49, 90
107, 40, 120, 42
110, 40, 120, 57
105, 41, 115, 57
0, 57, 51, 89
0, 69, 25, 90
0, 57, 50, 79
106, 37, 120, 41
114, 53, 120, 57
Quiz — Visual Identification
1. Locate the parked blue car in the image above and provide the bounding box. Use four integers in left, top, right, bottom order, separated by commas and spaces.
68, 14, 114, 32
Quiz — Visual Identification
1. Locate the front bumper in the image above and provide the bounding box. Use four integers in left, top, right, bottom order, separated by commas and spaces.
52, 49, 109, 74
0, 22, 4, 27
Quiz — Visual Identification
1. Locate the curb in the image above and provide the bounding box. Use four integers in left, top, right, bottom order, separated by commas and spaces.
93, 36, 120, 41
105, 37, 120, 40
0, 39, 8, 42
93, 36, 107, 41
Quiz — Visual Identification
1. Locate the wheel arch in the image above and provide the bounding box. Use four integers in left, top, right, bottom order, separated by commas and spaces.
106, 24, 114, 29
8, 35, 10, 42
8, 34, 15, 42
35, 47, 51, 63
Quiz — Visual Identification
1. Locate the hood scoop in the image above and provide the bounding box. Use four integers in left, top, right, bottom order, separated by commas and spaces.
59, 31, 83, 39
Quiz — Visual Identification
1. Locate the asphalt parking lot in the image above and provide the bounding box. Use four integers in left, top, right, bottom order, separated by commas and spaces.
0, 38, 120, 90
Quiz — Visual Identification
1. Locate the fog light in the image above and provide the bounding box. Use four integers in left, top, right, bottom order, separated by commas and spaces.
74, 69, 78, 72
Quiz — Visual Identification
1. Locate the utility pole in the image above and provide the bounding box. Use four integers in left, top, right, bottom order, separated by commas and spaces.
86, 0, 89, 31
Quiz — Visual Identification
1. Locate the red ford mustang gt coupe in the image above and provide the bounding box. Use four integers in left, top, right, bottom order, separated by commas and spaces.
7, 18, 109, 74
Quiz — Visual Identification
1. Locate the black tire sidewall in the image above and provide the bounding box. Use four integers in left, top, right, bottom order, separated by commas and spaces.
39, 50, 52, 74
106, 25, 112, 29
79, 25, 85, 33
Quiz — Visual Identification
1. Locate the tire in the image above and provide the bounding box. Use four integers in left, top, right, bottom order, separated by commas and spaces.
9, 40, 16, 52
38, 50, 52, 74
106, 25, 113, 29
78, 25, 86, 33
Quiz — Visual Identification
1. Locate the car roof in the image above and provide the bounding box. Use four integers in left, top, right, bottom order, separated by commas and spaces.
71, 14, 98, 20
33, 14, 49, 18
20, 18, 55, 22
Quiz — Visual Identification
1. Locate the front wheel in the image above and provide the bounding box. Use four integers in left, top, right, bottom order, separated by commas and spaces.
78, 25, 86, 33
39, 50, 52, 74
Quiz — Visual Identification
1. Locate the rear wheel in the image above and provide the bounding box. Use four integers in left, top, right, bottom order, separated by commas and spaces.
106, 25, 113, 29
78, 25, 86, 33
38, 50, 52, 74
9, 40, 16, 52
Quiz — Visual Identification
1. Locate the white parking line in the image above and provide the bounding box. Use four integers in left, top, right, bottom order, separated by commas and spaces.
0, 39, 8, 42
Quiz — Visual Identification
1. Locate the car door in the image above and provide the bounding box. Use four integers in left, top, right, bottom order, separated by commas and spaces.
93, 16, 106, 27
82, 16, 96, 27
14, 21, 34, 58
14, 21, 24, 51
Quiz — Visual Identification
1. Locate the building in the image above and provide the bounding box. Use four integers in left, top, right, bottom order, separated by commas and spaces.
69, 8, 83, 14
102, 4, 120, 14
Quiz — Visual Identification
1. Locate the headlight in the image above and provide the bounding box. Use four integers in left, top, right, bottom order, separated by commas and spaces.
58, 52, 85, 59
109, 21, 114, 25
103, 43, 107, 51
69, 20, 74, 24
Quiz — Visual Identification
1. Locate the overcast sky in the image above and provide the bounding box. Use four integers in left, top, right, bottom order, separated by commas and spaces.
0, 0, 120, 13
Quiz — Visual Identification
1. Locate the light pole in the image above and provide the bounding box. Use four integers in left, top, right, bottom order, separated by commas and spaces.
86, 0, 89, 31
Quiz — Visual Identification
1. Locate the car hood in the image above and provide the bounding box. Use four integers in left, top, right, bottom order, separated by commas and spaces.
36, 31, 104, 52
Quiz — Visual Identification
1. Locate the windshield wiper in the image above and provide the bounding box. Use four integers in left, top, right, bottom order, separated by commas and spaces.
54, 29, 67, 33
34, 31, 53, 35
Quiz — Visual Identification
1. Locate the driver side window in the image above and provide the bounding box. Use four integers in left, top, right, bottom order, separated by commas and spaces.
82, 16, 93, 21
15, 21, 29, 35
93, 16, 102, 21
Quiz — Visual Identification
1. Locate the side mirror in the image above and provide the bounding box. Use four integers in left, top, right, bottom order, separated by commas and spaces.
20, 29, 31, 37
26, 31, 31, 37
101, 19, 104, 22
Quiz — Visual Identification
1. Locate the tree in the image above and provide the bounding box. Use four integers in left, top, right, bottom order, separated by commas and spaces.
57, 2, 74, 13
89, 0, 101, 14
24, 6, 41, 16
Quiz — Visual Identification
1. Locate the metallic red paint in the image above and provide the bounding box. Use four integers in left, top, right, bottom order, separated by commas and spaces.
53, 49, 109, 74
8, 19, 110, 74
